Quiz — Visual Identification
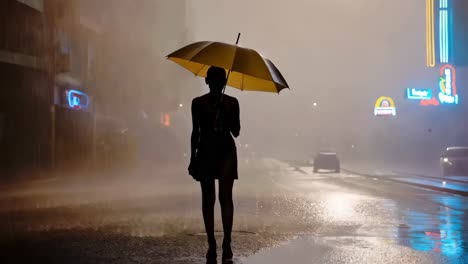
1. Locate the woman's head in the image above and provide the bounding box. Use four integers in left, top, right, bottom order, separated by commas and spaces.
205, 66, 227, 93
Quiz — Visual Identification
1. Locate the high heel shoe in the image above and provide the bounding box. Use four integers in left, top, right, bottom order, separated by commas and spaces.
222, 241, 233, 261
206, 241, 217, 260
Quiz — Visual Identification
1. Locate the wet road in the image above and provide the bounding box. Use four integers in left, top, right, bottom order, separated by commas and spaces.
0, 159, 467, 264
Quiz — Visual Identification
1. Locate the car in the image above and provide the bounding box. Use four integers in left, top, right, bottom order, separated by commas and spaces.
313, 152, 340, 173
440, 146, 468, 176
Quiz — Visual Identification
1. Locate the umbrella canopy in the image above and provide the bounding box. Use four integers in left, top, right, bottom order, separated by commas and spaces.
166, 41, 289, 93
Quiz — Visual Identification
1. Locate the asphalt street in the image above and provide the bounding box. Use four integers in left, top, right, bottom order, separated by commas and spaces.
0, 159, 466, 264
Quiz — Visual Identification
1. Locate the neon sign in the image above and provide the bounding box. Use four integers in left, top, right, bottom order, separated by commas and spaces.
406, 88, 433, 100
438, 64, 458, 104
426, 0, 435, 67
374, 96, 396, 116
420, 97, 440, 106
66, 89, 89, 110
439, 0, 450, 64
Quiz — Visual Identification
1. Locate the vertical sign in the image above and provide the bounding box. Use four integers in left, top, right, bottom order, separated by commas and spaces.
438, 64, 459, 104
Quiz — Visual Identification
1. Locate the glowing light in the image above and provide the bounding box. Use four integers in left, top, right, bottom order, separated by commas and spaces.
426, 0, 436, 67
322, 193, 361, 221
442, 181, 447, 185
374, 96, 396, 116
160, 112, 171, 127
406, 88, 433, 100
179, 104, 183, 108
439, 0, 450, 64
66, 90, 89, 110
425, 231, 441, 237
438, 64, 458, 104
313, 102, 318, 107
420, 97, 440, 106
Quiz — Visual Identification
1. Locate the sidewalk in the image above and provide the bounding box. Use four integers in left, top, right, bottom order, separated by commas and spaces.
342, 160, 440, 178
342, 161, 468, 196
0, 161, 193, 200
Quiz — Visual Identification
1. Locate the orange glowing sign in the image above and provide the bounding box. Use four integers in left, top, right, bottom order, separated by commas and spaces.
426, 0, 436, 67
160, 113, 171, 127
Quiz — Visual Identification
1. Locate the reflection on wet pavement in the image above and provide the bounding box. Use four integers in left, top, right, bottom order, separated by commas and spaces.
0, 160, 467, 263
396, 195, 467, 262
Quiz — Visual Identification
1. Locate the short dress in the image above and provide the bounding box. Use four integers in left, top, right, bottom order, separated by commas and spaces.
192, 94, 240, 180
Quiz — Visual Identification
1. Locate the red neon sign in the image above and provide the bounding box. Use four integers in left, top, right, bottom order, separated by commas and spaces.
420, 97, 440, 106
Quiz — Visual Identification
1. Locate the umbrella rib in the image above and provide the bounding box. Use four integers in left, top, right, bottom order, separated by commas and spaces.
194, 64, 206, 77
241, 74, 244, 91
189, 42, 221, 63
186, 42, 216, 61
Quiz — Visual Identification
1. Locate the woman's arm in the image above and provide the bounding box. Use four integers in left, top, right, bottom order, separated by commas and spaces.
231, 98, 240, 138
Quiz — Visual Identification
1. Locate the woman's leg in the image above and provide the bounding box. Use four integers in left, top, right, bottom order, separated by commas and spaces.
200, 179, 216, 247
218, 178, 234, 254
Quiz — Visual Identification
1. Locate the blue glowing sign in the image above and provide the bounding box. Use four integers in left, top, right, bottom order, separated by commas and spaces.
66, 89, 89, 110
439, 0, 450, 64
406, 88, 433, 100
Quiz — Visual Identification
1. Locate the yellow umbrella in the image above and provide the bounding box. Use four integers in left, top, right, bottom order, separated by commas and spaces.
166, 34, 289, 93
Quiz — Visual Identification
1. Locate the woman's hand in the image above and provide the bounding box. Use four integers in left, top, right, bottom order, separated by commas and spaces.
188, 156, 200, 181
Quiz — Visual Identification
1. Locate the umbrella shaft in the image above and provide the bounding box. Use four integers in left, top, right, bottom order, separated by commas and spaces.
215, 69, 232, 121
216, 33, 241, 120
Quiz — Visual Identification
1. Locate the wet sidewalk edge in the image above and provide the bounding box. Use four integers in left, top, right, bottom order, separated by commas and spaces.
342, 167, 468, 197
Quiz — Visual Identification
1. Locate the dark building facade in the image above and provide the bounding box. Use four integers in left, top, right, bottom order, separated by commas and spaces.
0, 0, 100, 175
1, 0, 195, 174
0, 0, 52, 173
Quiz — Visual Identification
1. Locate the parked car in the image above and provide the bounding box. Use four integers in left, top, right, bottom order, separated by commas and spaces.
313, 152, 340, 173
440, 147, 468, 176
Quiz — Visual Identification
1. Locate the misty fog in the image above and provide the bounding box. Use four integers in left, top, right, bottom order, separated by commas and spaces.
104, 0, 452, 168
2, 1, 468, 262
11, 0, 464, 175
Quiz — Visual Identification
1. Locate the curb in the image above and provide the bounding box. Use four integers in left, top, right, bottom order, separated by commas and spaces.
343, 168, 468, 197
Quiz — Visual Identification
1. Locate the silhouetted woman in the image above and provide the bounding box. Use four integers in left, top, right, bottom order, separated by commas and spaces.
189, 66, 240, 261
